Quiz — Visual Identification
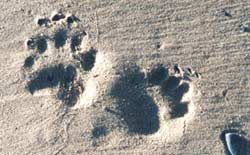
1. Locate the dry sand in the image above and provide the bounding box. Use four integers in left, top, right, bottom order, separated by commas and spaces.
1, 0, 250, 154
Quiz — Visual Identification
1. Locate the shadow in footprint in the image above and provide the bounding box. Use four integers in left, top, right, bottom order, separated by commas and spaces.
70, 32, 87, 52
26, 38, 36, 50
26, 36, 47, 54
57, 65, 83, 107
26, 64, 81, 107
220, 129, 250, 155
51, 12, 65, 22
91, 126, 108, 139
110, 66, 159, 135
24, 55, 35, 68
147, 65, 168, 86
66, 15, 80, 24
26, 64, 65, 94
77, 48, 97, 71
36, 37, 48, 54
36, 18, 50, 27
161, 76, 189, 118
54, 29, 67, 48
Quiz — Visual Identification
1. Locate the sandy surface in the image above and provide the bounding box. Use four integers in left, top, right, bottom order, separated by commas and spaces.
1, 0, 250, 154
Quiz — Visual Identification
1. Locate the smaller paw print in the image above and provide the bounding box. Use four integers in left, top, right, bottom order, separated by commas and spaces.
23, 11, 97, 107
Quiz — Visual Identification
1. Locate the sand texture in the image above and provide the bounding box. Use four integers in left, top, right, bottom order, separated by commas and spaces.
1, 0, 250, 154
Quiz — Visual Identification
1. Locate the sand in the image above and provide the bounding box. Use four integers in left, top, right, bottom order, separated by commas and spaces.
1, 0, 250, 154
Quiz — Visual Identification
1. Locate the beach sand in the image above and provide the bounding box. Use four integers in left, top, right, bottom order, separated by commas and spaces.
1, 0, 250, 154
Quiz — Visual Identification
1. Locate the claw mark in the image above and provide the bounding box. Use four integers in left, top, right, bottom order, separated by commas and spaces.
51, 11, 65, 22
66, 14, 80, 25
35, 17, 50, 27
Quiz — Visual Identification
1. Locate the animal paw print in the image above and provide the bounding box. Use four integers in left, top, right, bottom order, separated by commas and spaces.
146, 64, 200, 120
23, 11, 97, 107
109, 64, 200, 135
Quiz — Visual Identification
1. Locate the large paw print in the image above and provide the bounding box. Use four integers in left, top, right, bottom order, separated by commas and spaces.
108, 64, 200, 136
23, 11, 97, 107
